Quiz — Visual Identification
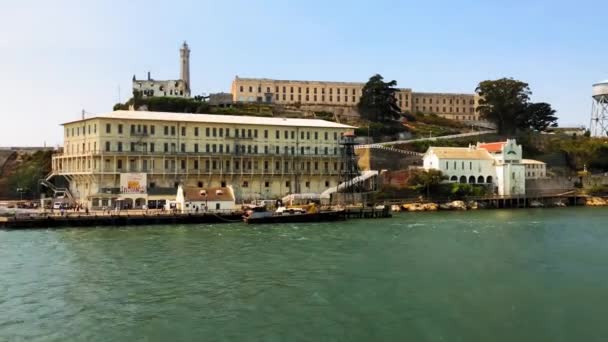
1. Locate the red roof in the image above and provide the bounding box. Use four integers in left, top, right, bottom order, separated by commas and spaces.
478, 141, 506, 153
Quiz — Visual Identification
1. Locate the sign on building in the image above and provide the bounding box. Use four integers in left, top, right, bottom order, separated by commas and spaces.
120, 173, 147, 194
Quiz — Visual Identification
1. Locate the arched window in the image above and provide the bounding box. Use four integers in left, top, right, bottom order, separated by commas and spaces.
468, 176, 476, 184
486, 176, 493, 184
450, 176, 458, 182
459, 176, 467, 184
477, 176, 485, 183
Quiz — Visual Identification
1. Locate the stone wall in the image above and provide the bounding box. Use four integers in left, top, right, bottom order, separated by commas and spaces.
355, 148, 422, 172
525, 177, 576, 196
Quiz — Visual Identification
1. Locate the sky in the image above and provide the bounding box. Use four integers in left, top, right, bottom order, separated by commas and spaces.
1, 0, 606, 146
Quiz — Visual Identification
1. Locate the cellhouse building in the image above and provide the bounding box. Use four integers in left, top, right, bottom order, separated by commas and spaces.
50, 110, 355, 209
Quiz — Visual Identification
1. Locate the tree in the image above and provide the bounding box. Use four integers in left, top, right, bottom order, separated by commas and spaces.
357, 74, 401, 122
522, 102, 558, 132
408, 169, 447, 198
475, 78, 531, 134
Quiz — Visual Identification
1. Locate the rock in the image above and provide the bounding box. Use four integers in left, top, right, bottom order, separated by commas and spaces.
585, 197, 608, 206
391, 205, 401, 212
552, 200, 567, 208
401, 203, 439, 212
440, 200, 467, 210
529, 200, 544, 208
466, 201, 479, 210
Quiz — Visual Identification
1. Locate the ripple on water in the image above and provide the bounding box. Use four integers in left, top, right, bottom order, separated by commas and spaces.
1, 208, 608, 341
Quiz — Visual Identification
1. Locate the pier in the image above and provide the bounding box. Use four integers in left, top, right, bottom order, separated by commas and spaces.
0, 206, 392, 229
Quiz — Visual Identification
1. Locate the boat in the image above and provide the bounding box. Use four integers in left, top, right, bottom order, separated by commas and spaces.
243, 204, 346, 224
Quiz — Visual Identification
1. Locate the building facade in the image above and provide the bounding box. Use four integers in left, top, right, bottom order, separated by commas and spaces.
132, 42, 191, 98
231, 77, 481, 122
51, 110, 354, 209
423, 139, 538, 196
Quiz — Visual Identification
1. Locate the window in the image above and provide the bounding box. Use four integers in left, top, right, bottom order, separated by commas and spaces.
181, 143, 185, 152
446, 161, 449, 170
131, 142, 136, 151
171, 126, 176, 136
194, 127, 199, 136
305, 181, 310, 188
213, 128, 217, 137
194, 144, 199, 153
105, 141, 110, 151
286, 181, 291, 188
117, 160, 123, 169
106, 124, 111, 133
118, 124, 123, 134
291, 131, 295, 139
334, 132, 338, 140
242, 181, 249, 188
181, 160, 186, 169
150, 143, 155, 153
264, 130, 268, 138
164, 126, 169, 135
164, 143, 169, 152
181, 127, 186, 136
131, 125, 135, 134
314, 132, 318, 140
206, 127, 210, 137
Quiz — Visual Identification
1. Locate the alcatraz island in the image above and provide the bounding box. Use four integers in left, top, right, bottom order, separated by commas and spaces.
1, 42, 607, 228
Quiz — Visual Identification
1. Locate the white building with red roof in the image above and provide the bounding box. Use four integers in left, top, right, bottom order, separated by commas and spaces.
423, 139, 545, 196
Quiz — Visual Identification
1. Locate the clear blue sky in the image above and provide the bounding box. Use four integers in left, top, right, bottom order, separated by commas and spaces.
1, 0, 606, 146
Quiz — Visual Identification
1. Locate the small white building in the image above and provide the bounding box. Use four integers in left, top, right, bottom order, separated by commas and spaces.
423, 139, 540, 196
180, 186, 236, 213
522, 159, 547, 179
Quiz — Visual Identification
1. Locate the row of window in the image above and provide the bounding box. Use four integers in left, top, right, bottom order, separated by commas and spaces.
100, 159, 345, 173
445, 160, 482, 171
415, 106, 476, 114
416, 98, 475, 105
102, 141, 342, 155
275, 94, 358, 104
99, 123, 340, 141
66, 124, 97, 137
240, 85, 360, 96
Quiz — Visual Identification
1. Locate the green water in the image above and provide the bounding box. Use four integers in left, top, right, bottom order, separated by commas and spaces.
2, 208, 608, 341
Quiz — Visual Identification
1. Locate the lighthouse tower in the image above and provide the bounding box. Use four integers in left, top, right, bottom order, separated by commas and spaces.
180, 41, 191, 96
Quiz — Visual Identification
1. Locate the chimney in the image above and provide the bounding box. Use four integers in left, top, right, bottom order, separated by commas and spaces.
147, 71, 151, 80
81, 109, 85, 120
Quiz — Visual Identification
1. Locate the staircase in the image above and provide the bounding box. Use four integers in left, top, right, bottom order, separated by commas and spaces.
39, 175, 74, 203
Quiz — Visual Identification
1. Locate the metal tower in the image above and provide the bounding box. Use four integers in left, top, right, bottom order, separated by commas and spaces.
590, 80, 608, 137
338, 132, 362, 204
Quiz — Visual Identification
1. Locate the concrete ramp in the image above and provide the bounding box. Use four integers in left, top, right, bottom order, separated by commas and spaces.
321, 170, 378, 197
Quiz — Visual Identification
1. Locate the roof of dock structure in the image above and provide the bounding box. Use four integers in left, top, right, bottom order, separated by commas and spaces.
62, 110, 356, 129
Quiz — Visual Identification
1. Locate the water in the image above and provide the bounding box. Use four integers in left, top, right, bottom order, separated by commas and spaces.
2, 208, 608, 341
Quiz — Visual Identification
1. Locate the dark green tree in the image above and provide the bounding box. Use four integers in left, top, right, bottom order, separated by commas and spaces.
408, 169, 446, 198
522, 102, 558, 132
357, 74, 401, 122
475, 78, 531, 134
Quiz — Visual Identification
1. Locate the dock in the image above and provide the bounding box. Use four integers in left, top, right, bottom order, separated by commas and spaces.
0, 206, 392, 229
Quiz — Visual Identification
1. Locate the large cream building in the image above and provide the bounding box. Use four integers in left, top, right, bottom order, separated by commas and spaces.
231, 77, 481, 122
51, 110, 354, 209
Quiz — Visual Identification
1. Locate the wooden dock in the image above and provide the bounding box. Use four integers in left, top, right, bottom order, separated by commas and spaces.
0, 206, 392, 229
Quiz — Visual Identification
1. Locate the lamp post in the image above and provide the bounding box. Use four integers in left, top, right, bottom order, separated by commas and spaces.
16, 187, 24, 201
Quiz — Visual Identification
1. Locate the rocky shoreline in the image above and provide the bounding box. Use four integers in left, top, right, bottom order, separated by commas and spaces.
392, 196, 608, 212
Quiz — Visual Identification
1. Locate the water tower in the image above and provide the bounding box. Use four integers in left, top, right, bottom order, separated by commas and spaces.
590, 80, 608, 137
